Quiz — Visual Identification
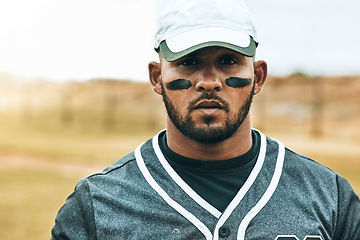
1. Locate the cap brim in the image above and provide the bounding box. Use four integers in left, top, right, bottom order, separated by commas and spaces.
159, 37, 256, 62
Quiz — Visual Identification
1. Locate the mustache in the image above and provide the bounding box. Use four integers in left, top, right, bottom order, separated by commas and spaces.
188, 92, 230, 112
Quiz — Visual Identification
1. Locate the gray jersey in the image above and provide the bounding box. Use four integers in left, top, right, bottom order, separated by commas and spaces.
51, 130, 360, 239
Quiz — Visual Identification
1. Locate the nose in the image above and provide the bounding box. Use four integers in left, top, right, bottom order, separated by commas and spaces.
194, 67, 223, 92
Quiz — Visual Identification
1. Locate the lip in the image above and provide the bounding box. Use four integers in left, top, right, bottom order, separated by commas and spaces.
193, 100, 224, 112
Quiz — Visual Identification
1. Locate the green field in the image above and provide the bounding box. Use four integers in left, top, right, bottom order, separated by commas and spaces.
0, 123, 158, 240
0, 77, 359, 239
0, 168, 79, 239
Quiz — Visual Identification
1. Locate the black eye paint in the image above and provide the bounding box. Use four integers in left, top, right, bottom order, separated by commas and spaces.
225, 77, 252, 88
166, 79, 192, 90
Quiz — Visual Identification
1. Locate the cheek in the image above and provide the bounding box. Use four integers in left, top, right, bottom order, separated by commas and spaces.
225, 77, 252, 88
163, 79, 194, 111
166, 79, 192, 91
226, 86, 254, 110
162, 86, 190, 109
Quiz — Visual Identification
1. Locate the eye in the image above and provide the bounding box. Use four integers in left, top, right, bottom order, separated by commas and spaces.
218, 57, 237, 65
179, 59, 198, 66
217, 54, 239, 65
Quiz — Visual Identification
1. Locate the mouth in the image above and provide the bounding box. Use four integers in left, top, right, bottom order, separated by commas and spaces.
193, 100, 226, 113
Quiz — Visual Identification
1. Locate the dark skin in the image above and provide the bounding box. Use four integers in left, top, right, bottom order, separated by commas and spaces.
149, 47, 267, 161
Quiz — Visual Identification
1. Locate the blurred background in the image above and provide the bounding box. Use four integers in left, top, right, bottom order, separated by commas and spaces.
0, 0, 359, 239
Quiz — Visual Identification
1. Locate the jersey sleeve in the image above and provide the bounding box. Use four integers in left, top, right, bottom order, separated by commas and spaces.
50, 179, 97, 240
334, 174, 360, 239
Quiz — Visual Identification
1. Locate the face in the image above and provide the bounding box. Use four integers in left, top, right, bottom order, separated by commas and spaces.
161, 81, 254, 143
152, 47, 262, 144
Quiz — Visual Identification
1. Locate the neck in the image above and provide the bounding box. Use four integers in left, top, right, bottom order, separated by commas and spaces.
166, 117, 253, 161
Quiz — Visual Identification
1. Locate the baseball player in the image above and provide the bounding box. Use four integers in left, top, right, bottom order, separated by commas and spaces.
51, 0, 360, 239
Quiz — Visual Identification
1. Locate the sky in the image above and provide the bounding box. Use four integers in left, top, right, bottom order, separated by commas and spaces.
0, 0, 359, 82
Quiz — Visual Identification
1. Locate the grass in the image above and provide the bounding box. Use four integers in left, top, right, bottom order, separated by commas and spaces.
0, 120, 162, 240
0, 130, 116, 167
0, 121, 158, 166
0, 168, 80, 240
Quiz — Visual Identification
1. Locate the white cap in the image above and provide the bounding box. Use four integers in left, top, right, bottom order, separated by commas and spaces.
154, 0, 258, 62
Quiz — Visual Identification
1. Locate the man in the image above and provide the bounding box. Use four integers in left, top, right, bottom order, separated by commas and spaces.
51, 0, 360, 239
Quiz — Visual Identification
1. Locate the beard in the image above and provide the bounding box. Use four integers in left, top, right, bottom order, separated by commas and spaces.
161, 83, 254, 144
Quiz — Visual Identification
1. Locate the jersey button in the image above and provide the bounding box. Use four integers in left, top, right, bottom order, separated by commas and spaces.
219, 226, 230, 237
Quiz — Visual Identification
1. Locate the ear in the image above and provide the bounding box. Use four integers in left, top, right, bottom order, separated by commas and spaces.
148, 61, 162, 95
253, 60, 267, 95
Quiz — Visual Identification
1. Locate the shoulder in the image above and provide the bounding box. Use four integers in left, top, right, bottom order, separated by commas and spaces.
263, 135, 335, 177
265, 136, 340, 196
283, 145, 336, 178
259, 134, 360, 237
76, 151, 136, 186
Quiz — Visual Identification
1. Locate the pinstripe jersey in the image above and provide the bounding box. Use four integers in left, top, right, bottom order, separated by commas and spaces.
51, 129, 360, 240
